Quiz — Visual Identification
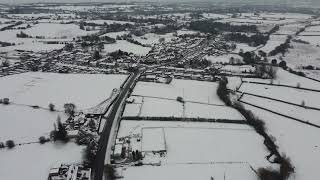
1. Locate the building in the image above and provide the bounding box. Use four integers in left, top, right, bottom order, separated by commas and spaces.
48, 164, 91, 180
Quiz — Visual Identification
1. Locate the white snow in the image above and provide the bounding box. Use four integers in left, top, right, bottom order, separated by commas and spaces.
0, 72, 127, 111
104, 40, 151, 56
142, 128, 165, 152
243, 104, 320, 180
0, 142, 84, 180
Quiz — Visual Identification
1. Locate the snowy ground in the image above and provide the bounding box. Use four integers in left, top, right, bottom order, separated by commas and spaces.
0, 105, 67, 142
123, 96, 244, 120
132, 79, 223, 104
132, 33, 175, 46
243, 69, 320, 90
116, 120, 274, 179
104, 40, 151, 55
0, 72, 127, 111
239, 82, 320, 109
0, 142, 84, 180
281, 41, 320, 68
204, 54, 243, 64
241, 94, 320, 126
24, 23, 97, 38
126, 79, 245, 120
120, 163, 258, 180
243, 104, 320, 180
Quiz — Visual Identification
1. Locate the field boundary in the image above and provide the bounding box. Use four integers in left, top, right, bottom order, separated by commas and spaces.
237, 91, 320, 111
242, 80, 320, 92
239, 100, 320, 128
122, 116, 247, 124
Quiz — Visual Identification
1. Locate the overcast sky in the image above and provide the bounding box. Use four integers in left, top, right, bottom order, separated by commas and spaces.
1, 0, 320, 6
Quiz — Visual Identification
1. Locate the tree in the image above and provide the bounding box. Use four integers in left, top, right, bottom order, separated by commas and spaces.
49, 103, 55, 111
39, 136, 48, 144
79, 22, 85, 30
64, 43, 74, 51
52, 116, 68, 141
6, 140, 15, 148
0, 142, 4, 148
2, 59, 10, 67
64, 103, 76, 116
88, 119, 96, 129
279, 61, 287, 69
243, 51, 255, 64
271, 59, 277, 65
93, 50, 101, 60
159, 37, 165, 44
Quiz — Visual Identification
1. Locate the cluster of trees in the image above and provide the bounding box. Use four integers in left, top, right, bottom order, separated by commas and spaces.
153, 24, 179, 35
64, 103, 76, 116
188, 59, 212, 69
0, 41, 15, 47
255, 64, 277, 79
1, 59, 10, 67
51, 116, 68, 142
225, 33, 269, 47
217, 77, 295, 180
109, 50, 131, 59
81, 35, 115, 44
190, 20, 259, 34
216, 76, 232, 106
269, 36, 292, 56
16, 31, 30, 38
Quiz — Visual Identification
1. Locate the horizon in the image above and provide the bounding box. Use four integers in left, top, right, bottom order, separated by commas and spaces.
1, 0, 320, 6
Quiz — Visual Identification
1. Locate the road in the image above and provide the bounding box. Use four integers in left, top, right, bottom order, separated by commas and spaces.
93, 70, 140, 180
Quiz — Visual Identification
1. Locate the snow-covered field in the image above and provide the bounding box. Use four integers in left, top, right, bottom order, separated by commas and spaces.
104, 40, 151, 55
24, 23, 97, 38
132, 79, 223, 104
116, 120, 273, 178
204, 54, 243, 64
239, 83, 320, 109
0, 105, 67, 142
123, 96, 244, 120
125, 79, 246, 120
295, 35, 320, 46
259, 35, 288, 53
0, 142, 84, 180
281, 41, 320, 68
241, 94, 320, 126
132, 33, 175, 46
0, 72, 127, 111
243, 69, 320, 90
120, 162, 258, 180
243, 104, 320, 180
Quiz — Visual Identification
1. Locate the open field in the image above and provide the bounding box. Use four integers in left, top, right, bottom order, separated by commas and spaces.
104, 40, 151, 55
116, 120, 274, 179
120, 163, 258, 180
242, 104, 320, 180
0, 72, 127, 111
0, 142, 84, 180
0, 105, 66, 142
24, 23, 97, 38
132, 79, 223, 104
239, 83, 320, 109
243, 69, 320, 90
240, 94, 320, 126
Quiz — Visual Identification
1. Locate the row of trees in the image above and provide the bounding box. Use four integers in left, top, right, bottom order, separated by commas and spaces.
189, 20, 259, 34
217, 77, 294, 180
225, 33, 269, 47
269, 36, 292, 56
